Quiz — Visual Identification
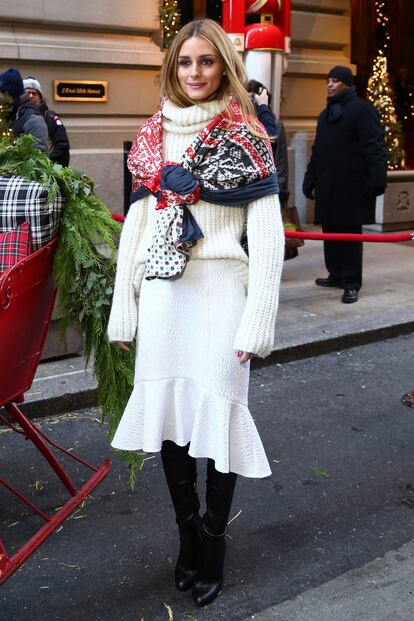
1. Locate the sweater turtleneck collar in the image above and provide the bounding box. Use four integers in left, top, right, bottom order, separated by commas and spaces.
162, 98, 226, 134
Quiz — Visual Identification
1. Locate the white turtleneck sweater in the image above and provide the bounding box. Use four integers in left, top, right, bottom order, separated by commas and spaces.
108, 99, 285, 358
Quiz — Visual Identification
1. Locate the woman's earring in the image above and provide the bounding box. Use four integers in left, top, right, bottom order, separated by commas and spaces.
222, 72, 226, 76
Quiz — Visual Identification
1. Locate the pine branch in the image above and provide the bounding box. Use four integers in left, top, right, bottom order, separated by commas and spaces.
0, 133, 144, 485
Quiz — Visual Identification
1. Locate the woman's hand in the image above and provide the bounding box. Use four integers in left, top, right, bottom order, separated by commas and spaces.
115, 341, 130, 352
237, 351, 254, 364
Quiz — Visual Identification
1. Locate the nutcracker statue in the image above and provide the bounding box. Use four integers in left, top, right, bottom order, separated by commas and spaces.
222, 0, 291, 115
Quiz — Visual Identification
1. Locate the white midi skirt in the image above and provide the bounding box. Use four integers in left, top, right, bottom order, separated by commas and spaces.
111, 259, 271, 478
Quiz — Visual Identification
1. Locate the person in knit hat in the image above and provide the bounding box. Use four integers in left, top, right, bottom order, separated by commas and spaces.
327, 65, 354, 87
23, 76, 70, 166
303, 65, 387, 304
0, 68, 48, 152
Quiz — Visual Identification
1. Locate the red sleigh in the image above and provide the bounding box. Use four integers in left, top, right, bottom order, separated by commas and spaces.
0, 237, 111, 584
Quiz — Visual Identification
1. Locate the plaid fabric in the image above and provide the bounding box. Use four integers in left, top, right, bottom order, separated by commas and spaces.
0, 222, 31, 272
0, 174, 62, 251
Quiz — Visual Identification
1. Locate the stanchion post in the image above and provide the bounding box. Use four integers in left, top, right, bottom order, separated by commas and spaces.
123, 141, 132, 216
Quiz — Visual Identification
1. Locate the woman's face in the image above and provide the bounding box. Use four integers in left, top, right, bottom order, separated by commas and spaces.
177, 36, 224, 102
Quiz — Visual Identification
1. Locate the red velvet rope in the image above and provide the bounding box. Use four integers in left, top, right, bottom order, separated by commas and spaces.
111, 213, 125, 223
285, 231, 414, 242
112, 213, 413, 243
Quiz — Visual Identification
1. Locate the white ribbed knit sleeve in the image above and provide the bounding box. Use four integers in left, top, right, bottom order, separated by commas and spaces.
233, 194, 284, 358
107, 199, 147, 343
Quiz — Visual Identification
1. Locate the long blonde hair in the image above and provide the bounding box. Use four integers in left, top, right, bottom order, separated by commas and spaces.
159, 18, 267, 139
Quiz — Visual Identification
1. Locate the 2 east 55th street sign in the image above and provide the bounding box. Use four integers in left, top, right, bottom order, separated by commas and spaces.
54, 80, 108, 102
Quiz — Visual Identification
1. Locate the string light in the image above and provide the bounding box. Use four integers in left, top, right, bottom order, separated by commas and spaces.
0, 99, 13, 142
367, 1, 406, 170
159, 0, 181, 48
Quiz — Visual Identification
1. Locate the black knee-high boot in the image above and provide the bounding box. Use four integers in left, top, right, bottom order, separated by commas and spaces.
192, 459, 237, 607
161, 440, 200, 591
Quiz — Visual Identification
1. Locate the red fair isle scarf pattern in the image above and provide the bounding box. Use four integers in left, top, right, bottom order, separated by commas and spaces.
127, 100, 275, 280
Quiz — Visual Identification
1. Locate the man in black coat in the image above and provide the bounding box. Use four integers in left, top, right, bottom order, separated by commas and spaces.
303, 66, 387, 303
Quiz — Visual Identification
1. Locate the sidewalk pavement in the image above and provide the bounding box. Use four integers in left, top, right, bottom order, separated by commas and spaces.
244, 539, 414, 621
24, 229, 414, 418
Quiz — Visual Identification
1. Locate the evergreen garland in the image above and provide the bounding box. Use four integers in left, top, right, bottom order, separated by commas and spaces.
0, 133, 144, 486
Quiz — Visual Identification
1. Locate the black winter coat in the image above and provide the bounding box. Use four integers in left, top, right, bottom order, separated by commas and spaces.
10, 95, 49, 153
39, 102, 70, 167
256, 104, 289, 205
303, 87, 387, 226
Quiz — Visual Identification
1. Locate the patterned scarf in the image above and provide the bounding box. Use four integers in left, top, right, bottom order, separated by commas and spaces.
127, 100, 278, 280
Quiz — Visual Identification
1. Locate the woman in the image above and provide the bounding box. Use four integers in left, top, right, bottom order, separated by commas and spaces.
108, 18, 284, 607
244, 78, 300, 260
245, 78, 289, 208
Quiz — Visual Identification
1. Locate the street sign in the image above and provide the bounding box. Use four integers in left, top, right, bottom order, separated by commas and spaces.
54, 80, 108, 102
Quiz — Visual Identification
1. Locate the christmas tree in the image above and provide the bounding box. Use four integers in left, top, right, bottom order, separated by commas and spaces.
366, 0, 405, 170
367, 52, 406, 170
159, 0, 181, 48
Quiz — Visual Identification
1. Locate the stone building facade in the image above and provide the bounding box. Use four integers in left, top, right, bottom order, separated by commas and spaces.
0, 0, 352, 221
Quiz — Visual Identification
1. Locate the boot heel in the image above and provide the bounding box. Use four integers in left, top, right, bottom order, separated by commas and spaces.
175, 513, 200, 591
192, 522, 226, 607
160, 441, 200, 591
